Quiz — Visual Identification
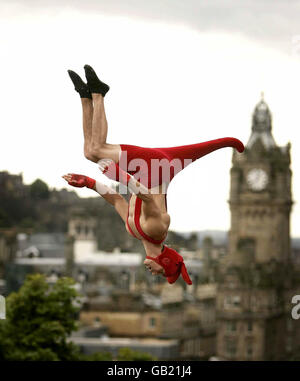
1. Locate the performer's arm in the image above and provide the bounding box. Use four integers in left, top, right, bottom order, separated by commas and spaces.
62, 173, 128, 222
98, 159, 153, 203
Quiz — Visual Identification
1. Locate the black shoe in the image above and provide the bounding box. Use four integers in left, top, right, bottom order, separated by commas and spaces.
67, 70, 92, 99
84, 64, 110, 96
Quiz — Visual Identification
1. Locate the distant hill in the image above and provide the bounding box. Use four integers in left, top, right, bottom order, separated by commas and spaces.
175, 230, 228, 246
175, 230, 300, 249
1, 171, 299, 251
292, 238, 300, 249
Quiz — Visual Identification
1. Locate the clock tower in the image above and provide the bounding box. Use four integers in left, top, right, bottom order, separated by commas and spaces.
228, 95, 292, 265
216, 96, 299, 360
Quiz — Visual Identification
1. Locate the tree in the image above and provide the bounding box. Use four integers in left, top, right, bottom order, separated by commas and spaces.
29, 179, 50, 200
189, 232, 199, 250
0, 274, 81, 361
0, 274, 155, 361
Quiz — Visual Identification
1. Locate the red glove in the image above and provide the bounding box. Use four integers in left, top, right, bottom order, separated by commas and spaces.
67, 174, 96, 189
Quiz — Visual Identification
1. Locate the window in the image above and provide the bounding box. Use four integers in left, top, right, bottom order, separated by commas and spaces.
232, 296, 241, 307
251, 296, 257, 309
76, 224, 81, 235
224, 295, 241, 309
94, 316, 101, 327
225, 339, 237, 356
247, 343, 253, 357
149, 317, 156, 328
120, 271, 129, 289
286, 336, 292, 352
247, 321, 253, 332
237, 238, 256, 258
287, 319, 293, 333
227, 321, 237, 332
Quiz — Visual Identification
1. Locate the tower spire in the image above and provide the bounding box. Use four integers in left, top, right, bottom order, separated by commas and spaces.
246, 94, 276, 150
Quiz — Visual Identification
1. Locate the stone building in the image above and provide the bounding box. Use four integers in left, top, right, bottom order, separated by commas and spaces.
0, 171, 25, 198
216, 96, 300, 360
80, 283, 216, 360
181, 283, 217, 359
80, 290, 183, 339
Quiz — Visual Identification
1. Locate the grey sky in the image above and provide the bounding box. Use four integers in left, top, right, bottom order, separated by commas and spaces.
6, 0, 300, 53
1, 0, 300, 236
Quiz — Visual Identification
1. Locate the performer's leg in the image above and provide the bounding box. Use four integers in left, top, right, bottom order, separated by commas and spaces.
81, 98, 94, 160
91, 94, 108, 147
87, 93, 121, 163
68, 67, 120, 163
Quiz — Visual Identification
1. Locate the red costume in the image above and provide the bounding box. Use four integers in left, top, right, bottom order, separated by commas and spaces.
104, 137, 244, 188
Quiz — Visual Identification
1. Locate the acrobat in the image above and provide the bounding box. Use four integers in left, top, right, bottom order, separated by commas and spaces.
63, 65, 244, 285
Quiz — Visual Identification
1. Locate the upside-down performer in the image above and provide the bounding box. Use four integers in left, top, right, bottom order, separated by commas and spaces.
64, 65, 244, 285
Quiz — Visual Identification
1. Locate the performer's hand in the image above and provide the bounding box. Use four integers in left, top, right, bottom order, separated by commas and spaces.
98, 158, 114, 174
62, 173, 95, 189
98, 158, 131, 185
144, 258, 165, 275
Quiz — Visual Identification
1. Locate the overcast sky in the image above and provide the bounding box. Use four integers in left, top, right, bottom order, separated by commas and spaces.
1, 0, 300, 237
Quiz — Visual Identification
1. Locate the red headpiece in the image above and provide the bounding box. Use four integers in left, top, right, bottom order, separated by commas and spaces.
146, 245, 192, 285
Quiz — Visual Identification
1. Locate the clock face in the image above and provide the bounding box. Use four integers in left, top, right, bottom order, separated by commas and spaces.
247, 168, 268, 191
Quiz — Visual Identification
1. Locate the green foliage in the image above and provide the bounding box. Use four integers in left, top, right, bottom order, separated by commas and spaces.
30, 179, 50, 200
71, 347, 156, 361
19, 217, 35, 228
116, 347, 156, 361
189, 232, 199, 250
0, 274, 81, 361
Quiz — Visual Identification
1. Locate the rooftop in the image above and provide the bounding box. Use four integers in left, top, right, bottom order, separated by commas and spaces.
14, 252, 143, 267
